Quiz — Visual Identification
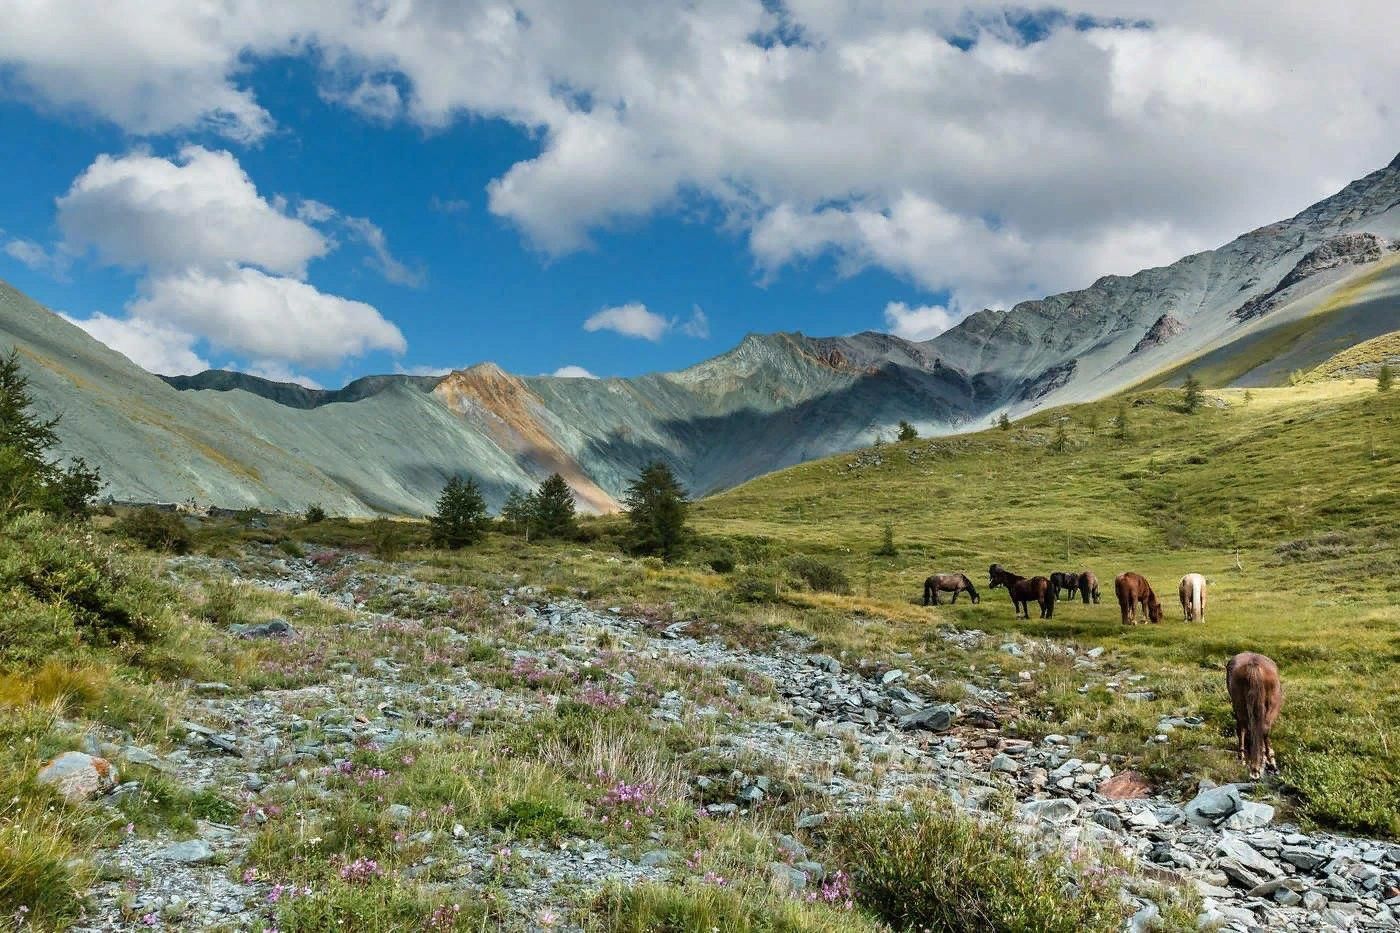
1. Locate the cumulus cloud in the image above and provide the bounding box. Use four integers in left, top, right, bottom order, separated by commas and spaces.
61, 311, 209, 375
551, 365, 598, 378
53, 147, 407, 375
679, 307, 710, 339
883, 302, 958, 342
2, 236, 70, 278
4, 1, 1399, 327
129, 267, 405, 367
583, 303, 671, 342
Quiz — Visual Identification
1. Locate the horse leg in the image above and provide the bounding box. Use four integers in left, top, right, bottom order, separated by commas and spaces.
1235, 723, 1246, 764
1265, 734, 1278, 773
950, 590, 957, 604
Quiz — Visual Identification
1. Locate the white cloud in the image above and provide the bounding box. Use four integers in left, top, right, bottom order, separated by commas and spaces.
583, 303, 671, 342
2, 237, 70, 278
398, 363, 455, 377
679, 307, 710, 339
883, 301, 958, 342
57, 147, 329, 277
130, 267, 405, 368
551, 365, 598, 379
242, 360, 323, 389
61, 311, 209, 375
51, 147, 409, 375
4, 1, 1399, 328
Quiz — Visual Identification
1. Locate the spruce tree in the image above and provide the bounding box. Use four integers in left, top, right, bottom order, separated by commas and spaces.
1050, 421, 1070, 454
1378, 364, 1394, 392
500, 488, 536, 539
532, 473, 578, 539
0, 348, 102, 517
429, 475, 489, 549
997, 412, 1011, 431
1182, 372, 1203, 414
624, 461, 689, 560
897, 420, 918, 442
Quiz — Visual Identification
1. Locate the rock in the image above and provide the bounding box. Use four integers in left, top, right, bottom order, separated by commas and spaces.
989, 753, 1019, 773
795, 812, 827, 830
768, 862, 807, 893
1185, 784, 1243, 827
1098, 770, 1152, 800
1281, 845, 1328, 872
810, 655, 841, 674
117, 746, 164, 770
640, 850, 676, 867
384, 804, 413, 825
1091, 810, 1123, 832
1085, 646, 1105, 658
774, 834, 807, 861
1222, 800, 1275, 831
36, 751, 118, 801
1020, 798, 1080, 825
161, 840, 215, 864
1128, 902, 1159, 933
898, 703, 957, 732
1217, 837, 1282, 887
228, 618, 294, 638
794, 860, 825, 882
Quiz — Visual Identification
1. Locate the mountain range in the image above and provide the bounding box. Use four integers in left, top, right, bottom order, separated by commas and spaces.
3, 154, 1398, 516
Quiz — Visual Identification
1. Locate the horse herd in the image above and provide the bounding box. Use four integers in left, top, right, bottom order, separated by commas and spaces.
921, 565, 1283, 779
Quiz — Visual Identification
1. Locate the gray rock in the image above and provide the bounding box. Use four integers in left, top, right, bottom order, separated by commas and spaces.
1128, 902, 1159, 933
1222, 800, 1275, 831
768, 862, 807, 893
161, 840, 215, 864
795, 812, 827, 830
1091, 810, 1123, 832
228, 618, 294, 638
384, 804, 413, 825
36, 751, 118, 801
117, 746, 164, 770
989, 753, 1019, 773
1217, 837, 1283, 887
1185, 784, 1243, 827
640, 850, 675, 867
774, 834, 807, 861
1020, 798, 1079, 825
898, 703, 957, 732
1281, 845, 1328, 872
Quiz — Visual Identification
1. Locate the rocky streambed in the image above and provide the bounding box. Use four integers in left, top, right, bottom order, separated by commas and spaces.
51, 552, 1400, 931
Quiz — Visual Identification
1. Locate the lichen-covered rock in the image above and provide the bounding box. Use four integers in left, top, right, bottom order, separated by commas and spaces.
36, 751, 118, 800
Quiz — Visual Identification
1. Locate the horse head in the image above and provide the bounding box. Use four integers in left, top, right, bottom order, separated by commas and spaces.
962, 575, 980, 603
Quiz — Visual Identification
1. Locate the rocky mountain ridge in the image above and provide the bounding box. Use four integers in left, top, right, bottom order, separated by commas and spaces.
3, 153, 1398, 514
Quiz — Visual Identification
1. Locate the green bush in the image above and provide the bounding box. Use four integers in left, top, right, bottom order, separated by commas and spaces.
825, 803, 1130, 933
707, 552, 736, 574
114, 507, 192, 554
597, 881, 870, 933
730, 574, 779, 604
785, 555, 851, 594
304, 503, 327, 524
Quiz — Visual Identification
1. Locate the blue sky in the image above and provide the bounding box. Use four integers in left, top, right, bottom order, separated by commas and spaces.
0, 3, 1393, 388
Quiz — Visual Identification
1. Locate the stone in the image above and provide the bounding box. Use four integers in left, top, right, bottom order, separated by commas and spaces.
384, 804, 413, 825
1098, 770, 1152, 800
1091, 810, 1124, 832
117, 746, 164, 770
881, 669, 905, 684
1280, 845, 1328, 872
898, 704, 957, 732
228, 618, 294, 638
36, 751, 118, 801
989, 753, 1019, 773
795, 812, 827, 830
1222, 800, 1275, 831
1020, 798, 1079, 825
768, 862, 807, 893
774, 834, 807, 861
1217, 837, 1283, 887
640, 850, 676, 867
1086, 647, 1105, 658
1185, 784, 1243, 827
161, 840, 215, 864
1128, 902, 1159, 933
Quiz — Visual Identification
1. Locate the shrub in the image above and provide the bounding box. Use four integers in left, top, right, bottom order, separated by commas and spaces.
304, 503, 327, 524
707, 553, 736, 574
897, 420, 918, 442
1181, 372, 1203, 414
997, 412, 1012, 431
873, 522, 897, 557
1379, 364, 1394, 392
730, 574, 779, 604
597, 881, 868, 933
368, 518, 409, 560
825, 803, 1131, 933
115, 507, 192, 554
785, 555, 851, 594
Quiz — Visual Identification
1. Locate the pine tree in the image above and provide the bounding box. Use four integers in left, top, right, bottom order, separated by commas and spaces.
0, 348, 102, 517
897, 420, 918, 442
500, 488, 536, 539
1378, 364, 1394, 392
997, 412, 1011, 431
532, 473, 578, 539
429, 475, 489, 549
1182, 373, 1203, 414
1049, 421, 1070, 454
624, 461, 689, 560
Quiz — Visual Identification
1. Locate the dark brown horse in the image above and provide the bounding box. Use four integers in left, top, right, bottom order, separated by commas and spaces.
1049, 571, 1080, 601
1114, 572, 1162, 625
923, 573, 979, 606
1226, 652, 1283, 779
989, 564, 1054, 619
1077, 571, 1100, 604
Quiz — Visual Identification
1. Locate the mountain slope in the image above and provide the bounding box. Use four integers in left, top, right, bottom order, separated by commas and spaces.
3, 154, 1398, 515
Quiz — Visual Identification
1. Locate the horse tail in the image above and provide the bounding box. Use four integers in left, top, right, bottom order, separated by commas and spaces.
923, 578, 934, 606
1238, 661, 1268, 773
1192, 577, 1204, 622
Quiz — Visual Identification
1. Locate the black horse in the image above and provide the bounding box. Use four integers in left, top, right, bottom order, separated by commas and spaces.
923, 573, 980, 606
989, 564, 1055, 619
1049, 571, 1081, 601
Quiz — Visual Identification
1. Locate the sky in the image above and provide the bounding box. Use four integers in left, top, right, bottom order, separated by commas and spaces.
0, 2, 1395, 388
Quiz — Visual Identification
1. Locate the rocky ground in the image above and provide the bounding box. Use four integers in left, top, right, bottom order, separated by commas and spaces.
53, 550, 1400, 932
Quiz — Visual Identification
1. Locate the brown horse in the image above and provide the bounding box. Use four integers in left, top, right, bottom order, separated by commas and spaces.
1178, 573, 1206, 622
989, 564, 1055, 619
1114, 572, 1162, 624
1226, 652, 1283, 778
923, 573, 980, 606
1077, 571, 1101, 604
1049, 571, 1080, 601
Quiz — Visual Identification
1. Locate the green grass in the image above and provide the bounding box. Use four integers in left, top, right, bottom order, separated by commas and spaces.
694, 381, 1400, 835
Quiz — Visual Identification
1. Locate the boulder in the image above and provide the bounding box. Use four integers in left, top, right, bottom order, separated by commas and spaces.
228, 619, 294, 638
161, 840, 215, 864
898, 703, 957, 732
1098, 770, 1152, 800
1185, 784, 1243, 827
36, 751, 118, 801
1020, 798, 1079, 825
1222, 800, 1274, 831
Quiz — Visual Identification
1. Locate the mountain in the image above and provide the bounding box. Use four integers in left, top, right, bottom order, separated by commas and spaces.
3, 155, 1398, 516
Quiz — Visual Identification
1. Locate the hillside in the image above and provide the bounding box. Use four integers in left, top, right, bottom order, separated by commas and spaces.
2, 154, 1398, 516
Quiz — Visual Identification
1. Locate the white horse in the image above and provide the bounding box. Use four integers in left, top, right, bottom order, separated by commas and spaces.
1178, 573, 1207, 622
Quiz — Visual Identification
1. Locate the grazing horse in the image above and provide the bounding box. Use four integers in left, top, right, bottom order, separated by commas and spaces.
1049, 571, 1080, 601
1178, 573, 1207, 622
989, 564, 1055, 619
1077, 571, 1101, 605
1114, 572, 1162, 624
1226, 652, 1283, 779
923, 573, 980, 606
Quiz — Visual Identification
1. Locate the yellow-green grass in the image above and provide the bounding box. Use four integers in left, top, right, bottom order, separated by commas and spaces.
692, 381, 1400, 835
1301, 329, 1400, 382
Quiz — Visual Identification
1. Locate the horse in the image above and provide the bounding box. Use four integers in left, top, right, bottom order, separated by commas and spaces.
1114, 572, 1162, 624
989, 564, 1055, 619
1226, 652, 1283, 779
1049, 571, 1080, 601
923, 573, 980, 606
1179, 573, 1207, 622
1077, 571, 1101, 604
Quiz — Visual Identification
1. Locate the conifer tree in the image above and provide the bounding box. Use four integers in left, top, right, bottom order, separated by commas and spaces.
532, 473, 578, 539
429, 475, 489, 549
624, 461, 688, 560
